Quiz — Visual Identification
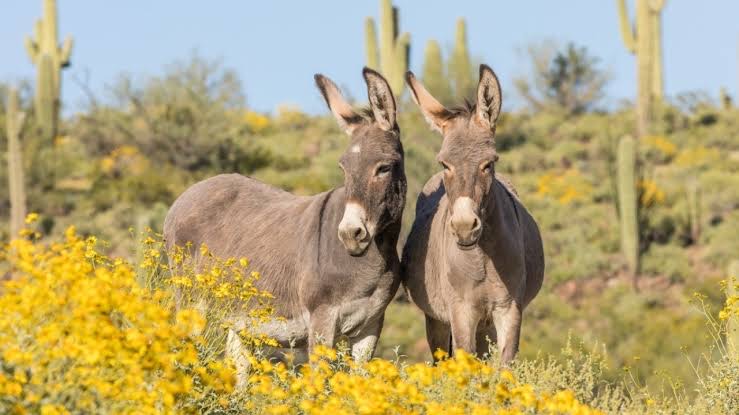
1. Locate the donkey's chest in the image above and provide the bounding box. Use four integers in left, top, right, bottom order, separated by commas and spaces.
336, 270, 397, 336
443, 248, 524, 308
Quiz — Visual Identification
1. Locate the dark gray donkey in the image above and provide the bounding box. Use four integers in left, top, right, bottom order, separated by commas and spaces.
163, 68, 406, 384
401, 65, 544, 364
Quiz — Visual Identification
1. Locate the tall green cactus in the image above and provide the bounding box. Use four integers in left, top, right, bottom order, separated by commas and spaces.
364, 0, 410, 94
6, 88, 28, 237
449, 18, 474, 100
422, 40, 452, 105
617, 135, 640, 283
25, 0, 73, 141
728, 260, 739, 360
686, 180, 701, 242
616, 0, 666, 137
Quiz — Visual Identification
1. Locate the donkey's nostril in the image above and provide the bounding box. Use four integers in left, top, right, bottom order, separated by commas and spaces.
472, 217, 480, 230
353, 226, 365, 240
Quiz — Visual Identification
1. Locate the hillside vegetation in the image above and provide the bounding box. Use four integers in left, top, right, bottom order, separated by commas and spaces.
2, 54, 738, 394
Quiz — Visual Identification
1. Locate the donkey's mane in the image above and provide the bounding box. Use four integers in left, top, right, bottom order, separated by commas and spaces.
358, 106, 376, 122
440, 99, 477, 121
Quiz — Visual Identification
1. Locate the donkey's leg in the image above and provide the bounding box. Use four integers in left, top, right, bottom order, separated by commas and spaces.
269, 347, 309, 366
226, 328, 251, 390
426, 315, 451, 361
492, 302, 522, 365
476, 324, 498, 359
307, 305, 339, 351
450, 305, 480, 355
350, 315, 384, 362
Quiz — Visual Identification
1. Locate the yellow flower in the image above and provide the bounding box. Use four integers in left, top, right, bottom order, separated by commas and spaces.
40, 404, 69, 415
536, 169, 591, 205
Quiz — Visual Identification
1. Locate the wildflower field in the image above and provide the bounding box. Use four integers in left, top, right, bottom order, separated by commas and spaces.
0, 224, 736, 414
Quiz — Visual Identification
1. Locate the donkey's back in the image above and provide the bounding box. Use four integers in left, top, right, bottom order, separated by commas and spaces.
164, 173, 323, 313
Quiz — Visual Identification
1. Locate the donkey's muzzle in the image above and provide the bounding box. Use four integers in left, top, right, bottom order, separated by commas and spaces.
338, 202, 372, 256
450, 197, 482, 248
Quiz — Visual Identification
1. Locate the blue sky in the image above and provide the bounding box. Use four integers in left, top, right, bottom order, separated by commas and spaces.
2, 1, 737, 115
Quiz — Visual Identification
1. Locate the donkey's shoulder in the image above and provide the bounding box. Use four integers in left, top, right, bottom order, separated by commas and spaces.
416, 171, 446, 217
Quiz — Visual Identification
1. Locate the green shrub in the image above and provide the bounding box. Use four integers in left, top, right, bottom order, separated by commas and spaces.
641, 243, 692, 282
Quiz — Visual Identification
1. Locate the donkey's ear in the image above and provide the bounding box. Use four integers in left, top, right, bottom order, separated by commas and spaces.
475, 64, 502, 129
362, 67, 397, 132
315, 74, 364, 135
405, 71, 452, 134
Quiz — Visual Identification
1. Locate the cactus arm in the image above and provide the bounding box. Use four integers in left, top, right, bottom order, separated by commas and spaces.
389, 32, 410, 93
24, 36, 39, 63
364, 17, 379, 70
34, 20, 43, 45
617, 135, 640, 279
60, 35, 73, 66
647, 0, 665, 12
616, 0, 637, 54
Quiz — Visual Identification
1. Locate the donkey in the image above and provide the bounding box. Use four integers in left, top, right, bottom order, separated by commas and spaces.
401, 65, 544, 364
163, 68, 406, 378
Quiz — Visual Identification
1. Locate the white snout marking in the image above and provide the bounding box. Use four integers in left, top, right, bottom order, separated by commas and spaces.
452, 197, 477, 221
340, 202, 367, 231
351, 144, 361, 154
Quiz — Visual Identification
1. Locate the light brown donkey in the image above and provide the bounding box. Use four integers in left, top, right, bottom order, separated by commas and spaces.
164, 68, 406, 382
401, 65, 544, 364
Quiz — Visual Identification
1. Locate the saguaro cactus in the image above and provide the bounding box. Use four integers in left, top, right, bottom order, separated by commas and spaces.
422, 40, 452, 105
686, 180, 701, 242
6, 88, 28, 237
25, 0, 73, 141
364, 0, 410, 94
728, 260, 739, 360
616, 0, 666, 137
617, 135, 640, 284
449, 18, 474, 100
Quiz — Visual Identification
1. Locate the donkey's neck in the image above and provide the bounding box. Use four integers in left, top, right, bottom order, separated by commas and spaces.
442, 178, 522, 285
478, 178, 522, 256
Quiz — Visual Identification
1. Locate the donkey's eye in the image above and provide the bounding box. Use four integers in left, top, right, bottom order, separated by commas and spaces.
375, 164, 393, 176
